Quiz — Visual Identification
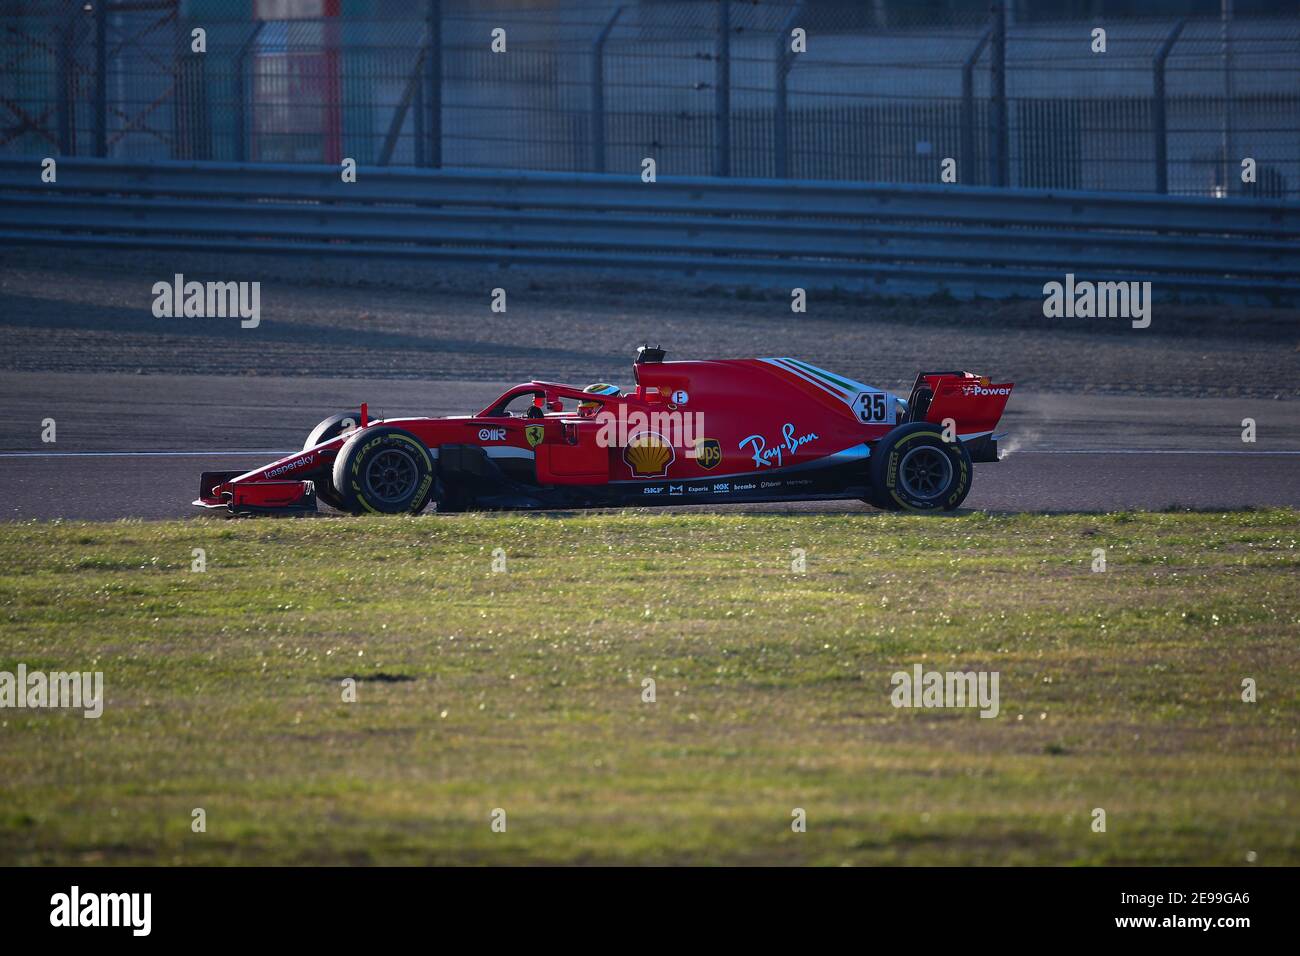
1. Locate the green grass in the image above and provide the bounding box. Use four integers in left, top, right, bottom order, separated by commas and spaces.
0, 508, 1296, 865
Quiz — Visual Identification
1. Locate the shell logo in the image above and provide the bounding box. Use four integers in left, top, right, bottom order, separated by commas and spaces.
623, 431, 675, 478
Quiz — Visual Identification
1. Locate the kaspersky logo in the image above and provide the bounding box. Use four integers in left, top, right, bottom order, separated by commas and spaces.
264, 452, 313, 478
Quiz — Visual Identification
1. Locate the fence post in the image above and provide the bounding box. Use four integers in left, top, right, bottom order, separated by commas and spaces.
413, 52, 426, 167
234, 22, 264, 163
774, 1, 803, 180
94, 0, 107, 157
591, 5, 624, 173
172, 23, 188, 160
988, 0, 1007, 187
425, 0, 442, 168
379, 46, 428, 167
715, 0, 731, 177
961, 21, 993, 186
1220, 0, 1234, 196
1153, 19, 1186, 195
58, 13, 75, 154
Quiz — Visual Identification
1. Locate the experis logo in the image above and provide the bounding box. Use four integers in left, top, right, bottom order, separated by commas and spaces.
50, 886, 151, 936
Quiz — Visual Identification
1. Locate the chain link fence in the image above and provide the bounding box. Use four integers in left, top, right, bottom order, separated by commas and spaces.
3, 1, 1297, 196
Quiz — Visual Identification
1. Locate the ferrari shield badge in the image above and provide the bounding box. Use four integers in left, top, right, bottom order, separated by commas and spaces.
525, 423, 545, 448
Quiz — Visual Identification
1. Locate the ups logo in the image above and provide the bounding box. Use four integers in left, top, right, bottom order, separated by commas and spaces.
696, 438, 722, 470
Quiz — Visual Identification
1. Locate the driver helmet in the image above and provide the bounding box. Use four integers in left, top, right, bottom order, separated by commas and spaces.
578, 383, 621, 417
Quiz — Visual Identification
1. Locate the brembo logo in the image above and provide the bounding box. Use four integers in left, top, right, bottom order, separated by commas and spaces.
265, 453, 313, 478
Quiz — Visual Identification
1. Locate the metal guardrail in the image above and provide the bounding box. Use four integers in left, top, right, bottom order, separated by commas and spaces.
1, 158, 1297, 303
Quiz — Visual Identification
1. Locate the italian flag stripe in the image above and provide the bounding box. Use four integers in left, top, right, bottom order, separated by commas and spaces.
768, 358, 842, 397
784, 358, 859, 394
774, 356, 857, 398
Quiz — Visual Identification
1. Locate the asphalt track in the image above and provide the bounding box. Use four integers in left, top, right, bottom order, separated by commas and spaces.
2, 373, 1296, 520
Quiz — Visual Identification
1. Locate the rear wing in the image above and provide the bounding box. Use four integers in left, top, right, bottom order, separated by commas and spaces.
906, 371, 1013, 463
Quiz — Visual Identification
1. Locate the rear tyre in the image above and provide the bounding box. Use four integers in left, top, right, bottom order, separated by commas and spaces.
304, 412, 362, 510
332, 427, 435, 515
869, 422, 972, 512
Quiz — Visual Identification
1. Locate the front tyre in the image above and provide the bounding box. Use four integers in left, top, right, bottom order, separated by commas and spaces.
332, 427, 435, 515
304, 412, 362, 451
304, 412, 362, 510
869, 422, 972, 512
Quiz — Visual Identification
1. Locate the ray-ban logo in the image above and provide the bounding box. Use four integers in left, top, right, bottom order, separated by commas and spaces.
0, 664, 103, 718
152, 273, 261, 328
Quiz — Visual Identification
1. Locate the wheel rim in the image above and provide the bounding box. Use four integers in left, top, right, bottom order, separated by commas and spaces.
898, 445, 952, 500
364, 448, 419, 503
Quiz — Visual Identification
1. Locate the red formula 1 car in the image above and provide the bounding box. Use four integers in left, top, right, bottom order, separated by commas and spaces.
195, 348, 1013, 516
